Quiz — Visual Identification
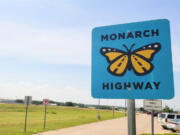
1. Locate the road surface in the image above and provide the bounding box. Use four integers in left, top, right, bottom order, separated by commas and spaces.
35, 114, 176, 135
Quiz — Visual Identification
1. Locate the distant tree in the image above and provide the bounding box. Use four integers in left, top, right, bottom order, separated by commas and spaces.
15, 99, 24, 104
32, 100, 43, 105
163, 105, 174, 113
65, 102, 75, 106
96, 105, 112, 110
139, 107, 145, 112
56, 102, 64, 106
77, 103, 86, 108
49, 100, 56, 104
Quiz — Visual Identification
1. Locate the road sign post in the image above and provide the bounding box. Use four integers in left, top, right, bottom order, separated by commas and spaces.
44, 105, 47, 129
125, 100, 127, 116
43, 99, 49, 129
24, 103, 29, 132
24, 96, 32, 132
151, 110, 154, 135
112, 106, 115, 118
127, 99, 136, 135
97, 99, 101, 120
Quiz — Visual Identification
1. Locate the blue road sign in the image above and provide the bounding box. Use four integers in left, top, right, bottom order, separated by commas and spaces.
92, 19, 174, 99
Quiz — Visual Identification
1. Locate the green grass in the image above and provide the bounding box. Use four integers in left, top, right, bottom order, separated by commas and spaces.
141, 133, 178, 135
0, 104, 125, 135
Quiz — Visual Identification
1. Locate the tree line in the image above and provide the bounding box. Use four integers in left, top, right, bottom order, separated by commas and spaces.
15, 99, 123, 110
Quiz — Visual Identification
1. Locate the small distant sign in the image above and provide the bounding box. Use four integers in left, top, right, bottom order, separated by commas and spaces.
43, 99, 49, 105
144, 100, 162, 111
24, 96, 32, 105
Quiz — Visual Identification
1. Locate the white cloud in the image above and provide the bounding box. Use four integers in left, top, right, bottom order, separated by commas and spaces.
0, 21, 91, 65
0, 81, 130, 107
0, 82, 50, 99
0, 81, 95, 104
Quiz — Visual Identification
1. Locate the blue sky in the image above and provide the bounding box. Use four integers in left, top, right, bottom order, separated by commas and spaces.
0, 0, 180, 109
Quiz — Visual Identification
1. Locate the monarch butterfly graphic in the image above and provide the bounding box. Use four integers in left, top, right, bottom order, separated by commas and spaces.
100, 43, 161, 76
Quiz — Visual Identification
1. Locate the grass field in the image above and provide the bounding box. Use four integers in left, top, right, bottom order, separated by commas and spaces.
0, 104, 125, 135
141, 133, 178, 135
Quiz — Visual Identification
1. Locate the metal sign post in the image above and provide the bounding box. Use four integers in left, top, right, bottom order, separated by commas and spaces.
97, 99, 101, 120
127, 99, 136, 135
125, 100, 127, 116
24, 96, 32, 132
43, 99, 49, 129
44, 104, 47, 129
24, 103, 29, 132
151, 110, 154, 135
112, 106, 115, 118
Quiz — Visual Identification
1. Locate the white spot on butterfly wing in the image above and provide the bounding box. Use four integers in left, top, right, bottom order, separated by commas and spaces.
148, 45, 152, 48
108, 48, 111, 51
154, 44, 158, 48
102, 49, 106, 52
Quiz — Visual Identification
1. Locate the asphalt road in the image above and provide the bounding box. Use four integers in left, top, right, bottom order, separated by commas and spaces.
35, 114, 174, 135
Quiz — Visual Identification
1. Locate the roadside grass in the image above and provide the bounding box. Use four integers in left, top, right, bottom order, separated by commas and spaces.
0, 104, 125, 135
141, 133, 179, 135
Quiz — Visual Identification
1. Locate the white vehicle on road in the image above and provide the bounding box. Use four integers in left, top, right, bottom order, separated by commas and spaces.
158, 113, 180, 129
167, 119, 180, 132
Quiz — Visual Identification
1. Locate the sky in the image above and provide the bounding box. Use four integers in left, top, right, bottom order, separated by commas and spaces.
0, 0, 180, 109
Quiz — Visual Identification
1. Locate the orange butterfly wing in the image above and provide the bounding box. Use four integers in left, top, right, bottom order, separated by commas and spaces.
100, 47, 129, 76
131, 43, 161, 75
